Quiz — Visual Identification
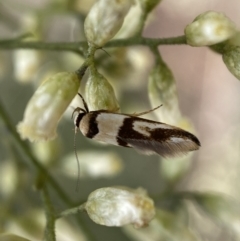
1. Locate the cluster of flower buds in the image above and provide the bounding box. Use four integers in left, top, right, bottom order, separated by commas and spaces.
84, 187, 155, 227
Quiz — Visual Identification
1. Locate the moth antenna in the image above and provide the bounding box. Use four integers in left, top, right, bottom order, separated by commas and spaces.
78, 93, 89, 113
131, 104, 163, 117
74, 127, 81, 192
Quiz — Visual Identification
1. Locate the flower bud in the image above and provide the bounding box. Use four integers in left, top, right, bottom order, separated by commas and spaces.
185, 11, 237, 46
85, 187, 155, 227
148, 62, 181, 124
84, 0, 133, 47
222, 45, 240, 80
0, 233, 32, 241
17, 72, 80, 141
85, 68, 119, 111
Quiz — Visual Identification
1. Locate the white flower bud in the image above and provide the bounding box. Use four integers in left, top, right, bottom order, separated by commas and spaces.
0, 233, 32, 241
17, 72, 80, 141
185, 11, 237, 46
84, 0, 133, 47
85, 187, 155, 227
85, 68, 119, 111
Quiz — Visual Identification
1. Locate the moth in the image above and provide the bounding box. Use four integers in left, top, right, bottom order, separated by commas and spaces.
73, 94, 200, 157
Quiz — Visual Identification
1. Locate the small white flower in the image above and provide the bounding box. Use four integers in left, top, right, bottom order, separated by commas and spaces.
185, 11, 237, 46
85, 187, 155, 227
17, 72, 80, 141
84, 0, 134, 47
85, 68, 119, 111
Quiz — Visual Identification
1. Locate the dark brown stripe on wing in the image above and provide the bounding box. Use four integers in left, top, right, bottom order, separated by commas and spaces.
117, 117, 200, 149
85, 112, 100, 138
117, 117, 148, 147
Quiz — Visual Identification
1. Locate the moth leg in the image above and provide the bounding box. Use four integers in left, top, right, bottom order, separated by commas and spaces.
71, 107, 85, 119
131, 105, 163, 117
78, 93, 89, 113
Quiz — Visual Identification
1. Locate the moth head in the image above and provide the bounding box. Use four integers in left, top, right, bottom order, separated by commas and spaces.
72, 93, 90, 130
72, 107, 87, 129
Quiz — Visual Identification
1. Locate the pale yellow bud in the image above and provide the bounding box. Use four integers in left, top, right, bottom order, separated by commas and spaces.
85, 187, 155, 227
85, 68, 119, 111
185, 11, 237, 47
84, 0, 133, 47
17, 72, 80, 141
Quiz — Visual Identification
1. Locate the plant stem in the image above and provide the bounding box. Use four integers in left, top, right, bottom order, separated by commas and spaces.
0, 40, 88, 55
0, 36, 187, 53
57, 204, 86, 219
105, 36, 187, 47
41, 184, 56, 241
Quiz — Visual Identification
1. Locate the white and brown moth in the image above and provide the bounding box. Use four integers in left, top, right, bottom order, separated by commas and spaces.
73, 94, 200, 157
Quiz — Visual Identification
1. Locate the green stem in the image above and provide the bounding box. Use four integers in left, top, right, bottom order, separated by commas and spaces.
105, 36, 187, 47
149, 45, 163, 65
0, 36, 187, 53
0, 39, 88, 55
57, 204, 86, 219
41, 184, 56, 241
75, 44, 98, 79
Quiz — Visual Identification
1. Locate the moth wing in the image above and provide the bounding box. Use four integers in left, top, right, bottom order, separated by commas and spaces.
120, 137, 199, 157
118, 120, 200, 158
